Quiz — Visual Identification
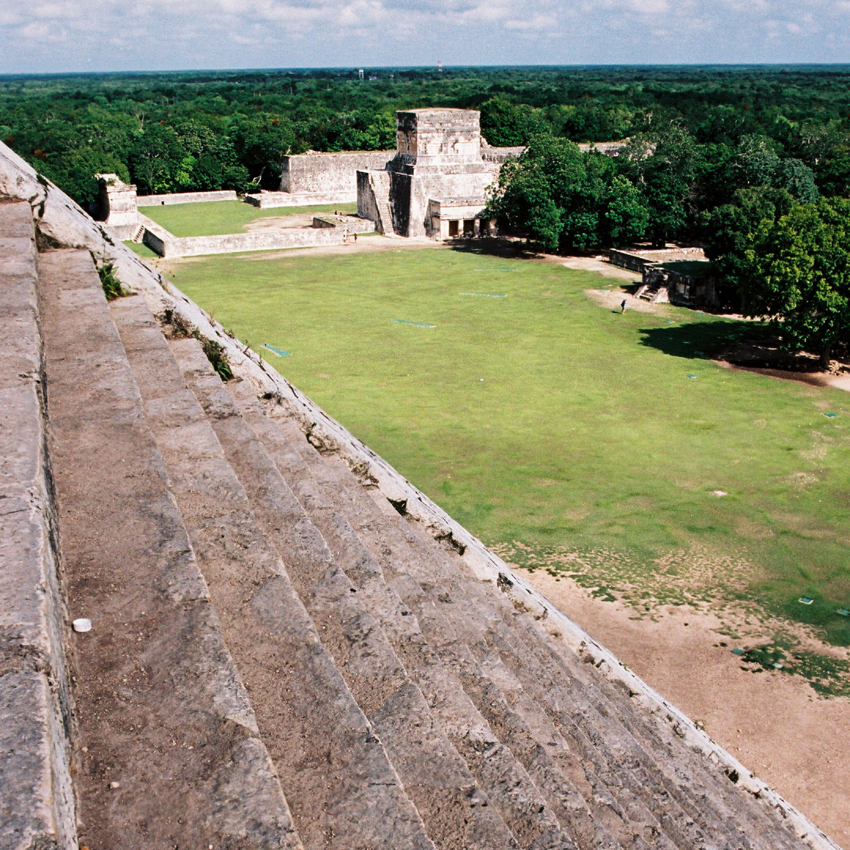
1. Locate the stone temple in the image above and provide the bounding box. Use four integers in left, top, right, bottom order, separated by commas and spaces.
0, 138, 840, 850
357, 108, 501, 238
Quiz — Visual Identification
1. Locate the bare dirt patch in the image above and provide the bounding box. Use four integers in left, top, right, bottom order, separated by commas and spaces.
585, 287, 667, 314
716, 358, 850, 394
525, 570, 850, 847
562, 255, 643, 283
715, 331, 850, 392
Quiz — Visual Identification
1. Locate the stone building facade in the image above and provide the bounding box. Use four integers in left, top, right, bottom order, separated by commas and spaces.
358, 108, 500, 239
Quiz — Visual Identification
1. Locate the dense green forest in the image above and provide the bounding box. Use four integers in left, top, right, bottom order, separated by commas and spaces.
2, 65, 850, 210
2, 66, 850, 359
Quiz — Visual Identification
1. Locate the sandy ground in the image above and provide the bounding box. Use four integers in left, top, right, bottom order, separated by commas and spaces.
585, 287, 664, 313
562, 255, 643, 283
717, 359, 850, 394
524, 570, 850, 847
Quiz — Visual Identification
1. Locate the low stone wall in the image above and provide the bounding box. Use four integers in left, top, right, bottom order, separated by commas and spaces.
139, 212, 372, 258
480, 142, 626, 164
579, 142, 627, 156
607, 248, 651, 273
137, 190, 238, 207
244, 191, 357, 209
610, 246, 708, 274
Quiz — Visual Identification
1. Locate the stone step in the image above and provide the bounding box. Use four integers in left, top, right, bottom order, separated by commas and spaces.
375, 508, 804, 848
37, 251, 304, 850
229, 380, 593, 850
168, 337, 526, 850
110, 294, 435, 850
497, 605, 805, 850
251, 395, 806, 850
0, 202, 76, 850
357, 497, 803, 850
234, 396, 681, 850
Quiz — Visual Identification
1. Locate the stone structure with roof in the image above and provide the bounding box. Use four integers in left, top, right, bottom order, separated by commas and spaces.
358, 108, 499, 238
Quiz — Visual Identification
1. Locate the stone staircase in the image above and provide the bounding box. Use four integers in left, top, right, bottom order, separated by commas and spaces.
0, 154, 843, 850
635, 275, 669, 303
130, 221, 146, 242
368, 170, 395, 236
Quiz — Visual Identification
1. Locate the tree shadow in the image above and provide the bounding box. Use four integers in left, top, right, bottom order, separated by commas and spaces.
448, 238, 542, 260
638, 320, 842, 379
638, 320, 772, 363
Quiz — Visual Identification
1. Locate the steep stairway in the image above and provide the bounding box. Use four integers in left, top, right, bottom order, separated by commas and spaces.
368, 170, 395, 235
0, 202, 75, 850
635, 277, 669, 303
163, 333, 544, 850
109, 295, 436, 850
234, 388, 809, 850
36, 248, 303, 850
0, 155, 840, 850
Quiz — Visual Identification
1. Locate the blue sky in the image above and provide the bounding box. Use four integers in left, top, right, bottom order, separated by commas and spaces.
0, 0, 847, 74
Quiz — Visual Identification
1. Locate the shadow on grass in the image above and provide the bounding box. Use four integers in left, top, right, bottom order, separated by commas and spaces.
638, 320, 771, 362
447, 238, 543, 260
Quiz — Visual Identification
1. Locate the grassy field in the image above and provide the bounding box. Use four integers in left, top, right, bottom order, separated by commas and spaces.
142, 200, 358, 237
167, 245, 850, 655
124, 240, 158, 257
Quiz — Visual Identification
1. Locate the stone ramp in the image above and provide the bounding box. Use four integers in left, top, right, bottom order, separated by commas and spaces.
36, 249, 303, 850
0, 158, 841, 850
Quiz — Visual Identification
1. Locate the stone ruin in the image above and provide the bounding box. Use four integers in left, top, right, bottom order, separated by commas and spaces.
95, 112, 629, 253
608, 247, 720, 308
94, 173, 140, 241
358, 108, 499, 238
1, 138, 839, 850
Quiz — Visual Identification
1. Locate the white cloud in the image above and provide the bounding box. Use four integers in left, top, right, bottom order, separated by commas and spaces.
626, 0, 669, 14
0, 0, 847, 71
504, 12, 558, 30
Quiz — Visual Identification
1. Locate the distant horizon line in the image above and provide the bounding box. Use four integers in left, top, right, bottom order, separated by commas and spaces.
3, 62, 850, 80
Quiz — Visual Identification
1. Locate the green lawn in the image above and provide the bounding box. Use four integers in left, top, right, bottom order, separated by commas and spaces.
168, 246, 850, 651
123, 240, 158, 258
142, 200, 358, 237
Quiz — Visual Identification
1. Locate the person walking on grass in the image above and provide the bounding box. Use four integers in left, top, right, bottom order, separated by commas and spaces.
621, 298, 627, 314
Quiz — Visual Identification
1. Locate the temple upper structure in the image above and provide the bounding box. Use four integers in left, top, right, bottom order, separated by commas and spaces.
357, 108, 499, 239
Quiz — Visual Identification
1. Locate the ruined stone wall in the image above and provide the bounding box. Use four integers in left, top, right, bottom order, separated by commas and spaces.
96, 174, 139, 239
480, 144, 525, 164
393, 169, 497, 237
356, 171, 381, 223
280, 151, 394, 194
481, 141, 627, 164
139, 213, 371, 258
137, 190, 238, 207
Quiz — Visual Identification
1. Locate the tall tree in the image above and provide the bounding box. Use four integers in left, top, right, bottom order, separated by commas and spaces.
741, 198, 850, 367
